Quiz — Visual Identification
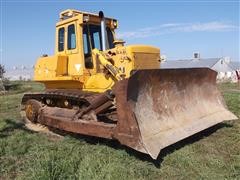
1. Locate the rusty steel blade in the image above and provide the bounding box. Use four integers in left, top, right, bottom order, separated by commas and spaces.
125, 68, 237, 159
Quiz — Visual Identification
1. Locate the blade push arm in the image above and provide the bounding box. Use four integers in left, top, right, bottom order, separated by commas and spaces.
92, 49, 123, 81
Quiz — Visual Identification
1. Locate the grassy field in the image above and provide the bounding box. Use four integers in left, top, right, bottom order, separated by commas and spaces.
0, 82, 239, 180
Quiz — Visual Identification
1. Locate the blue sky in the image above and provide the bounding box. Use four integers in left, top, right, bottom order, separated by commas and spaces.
1, 1, 239, 68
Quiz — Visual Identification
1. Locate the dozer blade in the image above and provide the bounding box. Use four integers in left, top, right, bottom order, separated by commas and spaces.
114, 68, 237, 159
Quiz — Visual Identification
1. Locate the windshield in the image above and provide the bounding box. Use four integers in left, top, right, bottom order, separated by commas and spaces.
83, 24, 114, 52
83, 24, 115, 68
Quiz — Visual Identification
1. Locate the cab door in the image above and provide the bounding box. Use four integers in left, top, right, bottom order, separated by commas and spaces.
65, 21, 84, 76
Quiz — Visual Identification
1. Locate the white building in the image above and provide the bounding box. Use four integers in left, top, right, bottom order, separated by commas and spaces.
161, 56, 240, 82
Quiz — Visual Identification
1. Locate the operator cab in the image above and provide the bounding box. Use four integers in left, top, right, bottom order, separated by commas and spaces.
56, 9, 118, 70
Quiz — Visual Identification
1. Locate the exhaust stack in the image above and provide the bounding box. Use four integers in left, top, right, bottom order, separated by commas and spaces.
99, 11, 108, 51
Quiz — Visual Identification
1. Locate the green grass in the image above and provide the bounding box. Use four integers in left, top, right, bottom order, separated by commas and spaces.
0, 81, 239, 179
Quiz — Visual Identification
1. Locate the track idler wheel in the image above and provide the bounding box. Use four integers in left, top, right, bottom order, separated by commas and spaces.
25, 99, 41, 123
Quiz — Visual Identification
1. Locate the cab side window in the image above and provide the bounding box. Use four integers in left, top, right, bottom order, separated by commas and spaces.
68, 24, 76, 50
58, 28, 65, 52
83, 26, 93, 69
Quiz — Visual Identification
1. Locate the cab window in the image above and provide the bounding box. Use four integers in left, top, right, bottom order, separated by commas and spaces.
82, 24, 115, 68
83, 33, 89, 54
93, 32, 101, 50
68, 24, 76, 50
107, 28, 114, 49
58, 27, 64, 52
83, 26, 93, 68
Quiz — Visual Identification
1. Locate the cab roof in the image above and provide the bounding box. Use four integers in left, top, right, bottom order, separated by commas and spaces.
59, 9, 116, 22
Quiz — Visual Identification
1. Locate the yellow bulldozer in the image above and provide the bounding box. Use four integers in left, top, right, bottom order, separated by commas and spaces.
21, 9, 237, 159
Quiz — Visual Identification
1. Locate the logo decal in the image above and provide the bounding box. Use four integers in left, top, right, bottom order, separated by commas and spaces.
75, 64, 81, 72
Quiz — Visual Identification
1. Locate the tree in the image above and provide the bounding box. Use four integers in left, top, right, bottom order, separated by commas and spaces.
0, 64, 5, 79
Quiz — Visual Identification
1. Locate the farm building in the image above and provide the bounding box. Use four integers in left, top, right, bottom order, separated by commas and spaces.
161, 55, 240, 82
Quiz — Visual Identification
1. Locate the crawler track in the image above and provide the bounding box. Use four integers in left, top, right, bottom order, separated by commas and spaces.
21, 110, 59, 135
21, 89, 117, 137
21, 89, 99, 109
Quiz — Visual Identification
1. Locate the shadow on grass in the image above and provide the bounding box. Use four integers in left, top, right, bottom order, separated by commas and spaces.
154, 122, 233, 167
0, 118, 233, 168
0, 119, 35, 138
59, 122, 233, 168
